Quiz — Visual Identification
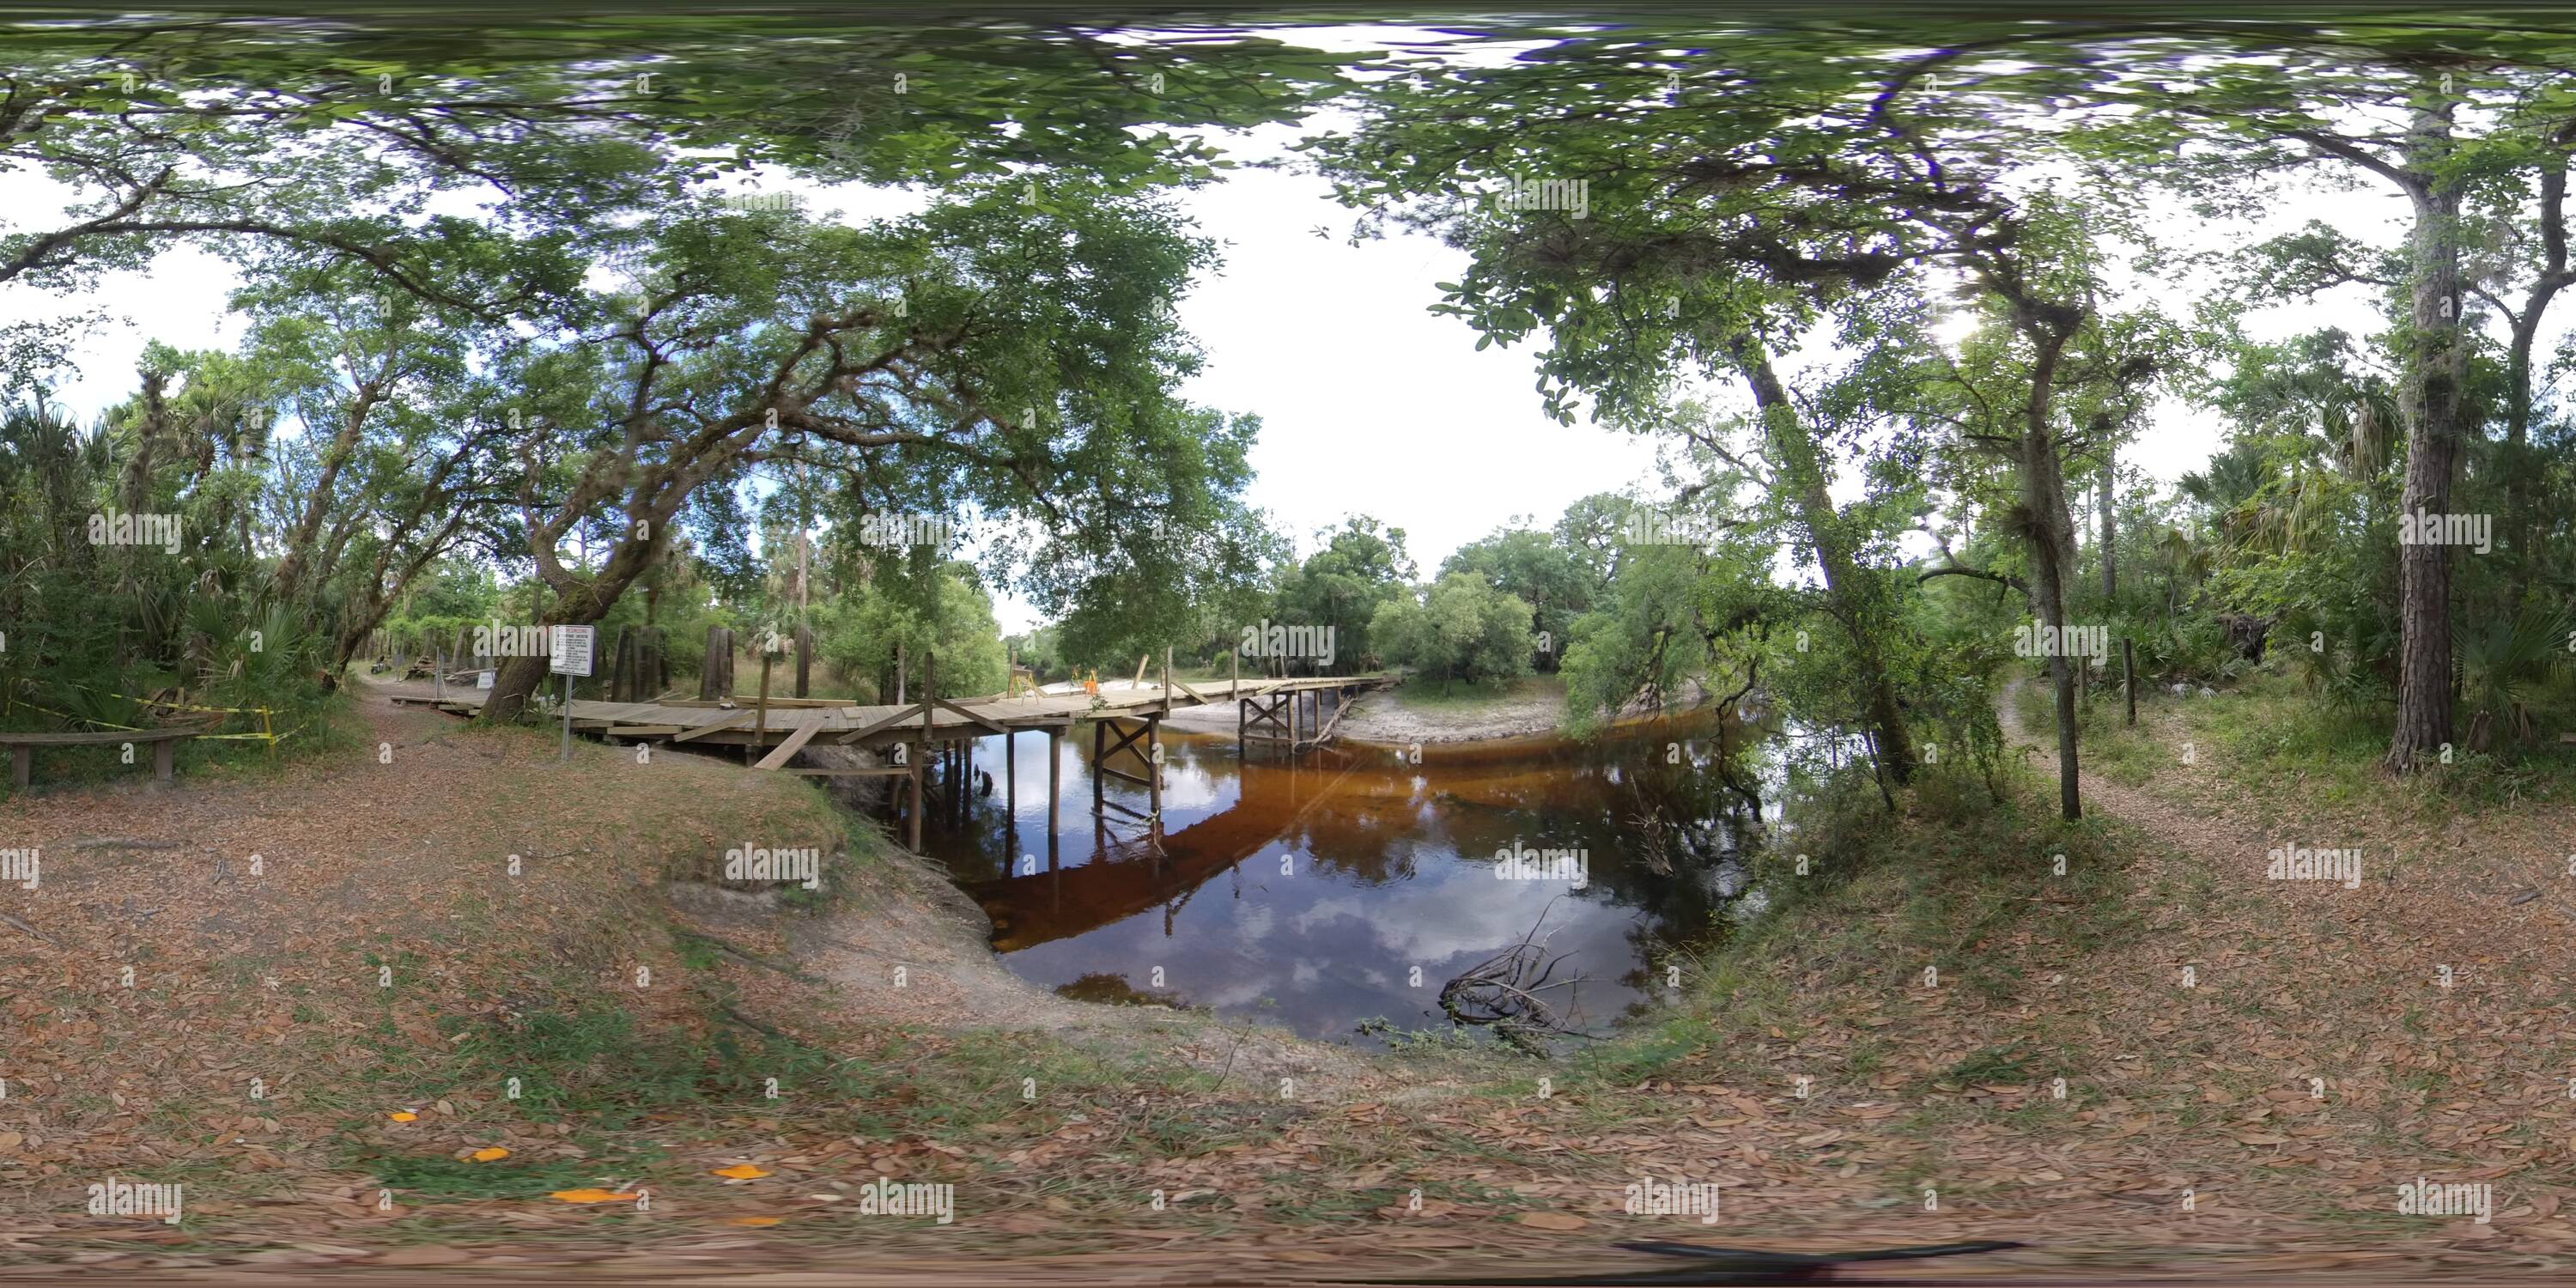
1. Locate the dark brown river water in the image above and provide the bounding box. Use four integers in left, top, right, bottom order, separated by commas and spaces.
902, 714, 1770, 1046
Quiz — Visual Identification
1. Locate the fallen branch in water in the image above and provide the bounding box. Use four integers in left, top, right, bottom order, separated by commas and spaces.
1440, 897, 1592, 1052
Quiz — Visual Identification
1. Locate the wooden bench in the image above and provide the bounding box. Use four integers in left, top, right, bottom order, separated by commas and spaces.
0, 729, 203, 790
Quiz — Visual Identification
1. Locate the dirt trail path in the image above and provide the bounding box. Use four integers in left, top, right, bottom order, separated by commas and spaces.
1984, 677, 2576, 1235
1998, 673, 2576, 951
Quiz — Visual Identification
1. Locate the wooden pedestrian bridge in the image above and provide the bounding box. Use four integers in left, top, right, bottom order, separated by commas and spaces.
393, 652, 1397, 850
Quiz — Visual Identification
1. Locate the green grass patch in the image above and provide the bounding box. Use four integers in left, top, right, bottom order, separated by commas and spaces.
2061, 692, 2166, 787
1940, 1042, 2045, 1084
1353, 1017, 1493, 1053
353, 1148, 629, 1202
428, 997, 866, 1127
1567, 1015, 1716, 1087
2088, 668, 2576, 813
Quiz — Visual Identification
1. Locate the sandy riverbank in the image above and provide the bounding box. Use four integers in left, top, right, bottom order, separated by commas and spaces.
1154, 675, 1715, 744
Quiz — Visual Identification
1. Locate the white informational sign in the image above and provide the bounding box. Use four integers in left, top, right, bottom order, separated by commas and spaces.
477, 670, 496, 690
550, 625, 595, 677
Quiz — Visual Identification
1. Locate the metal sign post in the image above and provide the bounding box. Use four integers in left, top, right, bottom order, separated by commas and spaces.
550, 625, 596, 762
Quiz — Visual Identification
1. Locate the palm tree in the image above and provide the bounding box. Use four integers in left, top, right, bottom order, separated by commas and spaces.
2457, 605, 2573, 752
2151, 522, 2215, 617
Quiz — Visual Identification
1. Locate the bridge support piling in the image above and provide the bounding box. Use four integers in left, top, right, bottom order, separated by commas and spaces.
908, 740, 923, 852
1146, 716, 1162, 821
1047, 727, 1060, 870
913, 651, 934, 852
1237, 690, 1293, 753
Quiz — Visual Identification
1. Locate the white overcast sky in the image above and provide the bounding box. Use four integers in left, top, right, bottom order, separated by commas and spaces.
0, 26, 2540, 635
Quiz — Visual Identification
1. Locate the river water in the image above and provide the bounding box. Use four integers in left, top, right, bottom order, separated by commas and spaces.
903, 714, 1771, 1046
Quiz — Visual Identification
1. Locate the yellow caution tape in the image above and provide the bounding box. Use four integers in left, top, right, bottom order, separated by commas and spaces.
6, 700, 137, 730
9, 686, 290, 744
76, 683, 274, 717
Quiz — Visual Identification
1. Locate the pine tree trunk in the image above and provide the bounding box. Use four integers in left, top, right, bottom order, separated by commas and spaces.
2386, 91, 2465, 773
